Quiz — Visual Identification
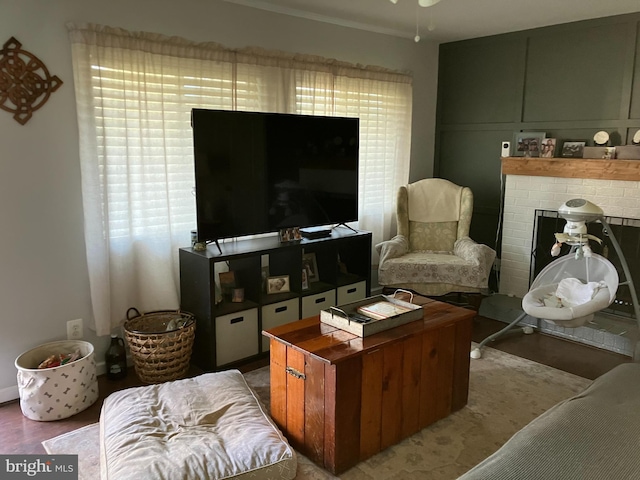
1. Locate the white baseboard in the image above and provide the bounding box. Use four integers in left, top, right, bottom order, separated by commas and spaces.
0, 385, 19, 404
95, 360, 107, 376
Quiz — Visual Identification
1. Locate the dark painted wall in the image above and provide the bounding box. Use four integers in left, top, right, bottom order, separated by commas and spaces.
435, 13, 640, 254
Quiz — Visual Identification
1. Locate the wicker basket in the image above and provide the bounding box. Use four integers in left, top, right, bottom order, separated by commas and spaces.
123, 308, 196, 384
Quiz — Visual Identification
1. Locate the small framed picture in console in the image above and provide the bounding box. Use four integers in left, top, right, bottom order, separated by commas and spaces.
302, 253, 319, 283
267, 275, 290, 294
279, 227, 301, 243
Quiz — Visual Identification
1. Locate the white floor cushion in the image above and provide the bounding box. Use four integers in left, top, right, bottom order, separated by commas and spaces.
100, 370, 296, 480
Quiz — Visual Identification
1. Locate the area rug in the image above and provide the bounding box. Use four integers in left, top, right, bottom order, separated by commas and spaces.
42, 345, 591, 479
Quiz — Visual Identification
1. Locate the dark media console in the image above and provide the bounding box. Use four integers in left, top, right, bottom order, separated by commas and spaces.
179, 228, 372, 371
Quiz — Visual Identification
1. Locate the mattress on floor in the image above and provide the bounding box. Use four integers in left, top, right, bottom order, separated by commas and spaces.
458, 362, 640, 480
100, 370, 296, 480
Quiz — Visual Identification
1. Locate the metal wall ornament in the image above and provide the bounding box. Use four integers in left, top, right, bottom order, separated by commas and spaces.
0, 36, 63, 125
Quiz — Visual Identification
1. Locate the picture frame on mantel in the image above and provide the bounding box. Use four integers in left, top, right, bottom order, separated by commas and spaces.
540, 138, 556, 158
513, 131, 546, 157
561, 141, 586, 158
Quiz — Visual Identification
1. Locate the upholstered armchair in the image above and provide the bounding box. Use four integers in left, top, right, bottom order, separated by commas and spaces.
376, 178, 496, 297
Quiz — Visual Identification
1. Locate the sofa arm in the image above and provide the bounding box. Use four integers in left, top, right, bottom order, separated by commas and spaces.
454, 236, 496, 273
375, 235, 409, 264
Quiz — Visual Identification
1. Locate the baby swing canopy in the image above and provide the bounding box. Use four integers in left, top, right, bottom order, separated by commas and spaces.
522, 253, 618, 327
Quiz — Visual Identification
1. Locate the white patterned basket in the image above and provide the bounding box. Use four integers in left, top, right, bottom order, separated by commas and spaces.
15, 340, 99, 421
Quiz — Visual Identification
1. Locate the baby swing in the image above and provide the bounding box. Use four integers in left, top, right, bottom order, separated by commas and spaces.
472, 198, 640, 360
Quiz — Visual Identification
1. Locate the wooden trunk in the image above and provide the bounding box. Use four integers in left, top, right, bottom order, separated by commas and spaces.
264, 299, 474, 475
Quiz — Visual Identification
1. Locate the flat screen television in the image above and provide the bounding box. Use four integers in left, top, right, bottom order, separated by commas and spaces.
191, 109, 359, 244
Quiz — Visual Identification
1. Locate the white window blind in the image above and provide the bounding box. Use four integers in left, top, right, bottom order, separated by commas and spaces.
69, 24, 412, 335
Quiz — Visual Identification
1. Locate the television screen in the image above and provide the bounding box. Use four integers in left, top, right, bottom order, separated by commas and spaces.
192, 109, 359, 243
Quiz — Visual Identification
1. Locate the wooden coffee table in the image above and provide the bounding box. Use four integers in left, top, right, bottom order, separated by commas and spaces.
262, 297, 474, 475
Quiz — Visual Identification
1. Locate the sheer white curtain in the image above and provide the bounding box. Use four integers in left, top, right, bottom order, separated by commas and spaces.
68, 24, 412, 336
292, 70, 412, 248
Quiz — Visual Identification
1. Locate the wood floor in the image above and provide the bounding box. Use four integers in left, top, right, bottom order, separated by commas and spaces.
0, 316, 630, 455
472, 316, 631, 379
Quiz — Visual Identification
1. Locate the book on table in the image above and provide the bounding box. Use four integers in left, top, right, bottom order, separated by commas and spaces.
356, 300, 414, 321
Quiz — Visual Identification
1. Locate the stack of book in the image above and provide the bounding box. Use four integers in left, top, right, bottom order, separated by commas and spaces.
355, 300, 414, 320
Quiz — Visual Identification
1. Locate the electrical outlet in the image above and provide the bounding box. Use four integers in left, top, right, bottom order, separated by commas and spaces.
67, 318, 83, 340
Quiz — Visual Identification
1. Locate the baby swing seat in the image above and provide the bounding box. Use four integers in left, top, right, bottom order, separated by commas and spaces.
522, 253, 618, 328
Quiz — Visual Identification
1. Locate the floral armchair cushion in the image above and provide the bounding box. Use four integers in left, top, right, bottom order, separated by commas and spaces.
408, 220, 458, 252
376, 236, 495, 294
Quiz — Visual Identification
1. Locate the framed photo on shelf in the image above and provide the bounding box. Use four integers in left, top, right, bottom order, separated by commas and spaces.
219, 271, 236, 301
513, 131, 546, 157
561, 141, 586, 158
279, 227, 302, 243
232, 287, 245, 303
540, 138, 556, 158
302, 252, 319, 283
267, 275, 290, 294
301, 268, 309, 290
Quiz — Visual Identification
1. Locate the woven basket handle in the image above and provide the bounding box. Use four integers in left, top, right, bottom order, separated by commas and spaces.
126, 307, 141, 320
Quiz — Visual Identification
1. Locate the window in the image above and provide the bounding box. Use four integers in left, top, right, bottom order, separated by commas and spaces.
69, 24, 412, 335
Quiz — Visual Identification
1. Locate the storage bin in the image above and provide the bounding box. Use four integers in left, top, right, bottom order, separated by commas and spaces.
124, 308, 196, 384
262, 298, 299, 351
15, 340, 98, 421
215, 308, 258, 366
302, 289, 336, 319
337, 281, 367, 305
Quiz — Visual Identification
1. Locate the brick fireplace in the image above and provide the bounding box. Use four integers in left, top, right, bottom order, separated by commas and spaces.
496, 157, 640, 356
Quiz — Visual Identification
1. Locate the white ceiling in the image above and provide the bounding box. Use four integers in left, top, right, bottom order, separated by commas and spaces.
223, 0, 640, 43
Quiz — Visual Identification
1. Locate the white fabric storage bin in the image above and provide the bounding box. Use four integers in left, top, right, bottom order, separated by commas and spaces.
15, 340, 98, 421
262, 298, 299, 351
337, 281, 367, 305
302, 289, 336, 319
216, 308, 259, 366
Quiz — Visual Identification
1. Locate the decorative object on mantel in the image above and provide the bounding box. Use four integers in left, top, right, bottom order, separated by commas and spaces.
593, 130, 610, 146
513, 131, 545, 157
540, 138, 556, 158
561, 141, 586, 158
587, 131, 615, 159
584, 146, 615, 160
0, 36, 63, 125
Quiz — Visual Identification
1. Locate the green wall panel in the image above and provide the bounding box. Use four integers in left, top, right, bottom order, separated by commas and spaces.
438, 130, 510, 248
630, 21, 640, 120
438, 40, 524, 125
523, 23, 628, 122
